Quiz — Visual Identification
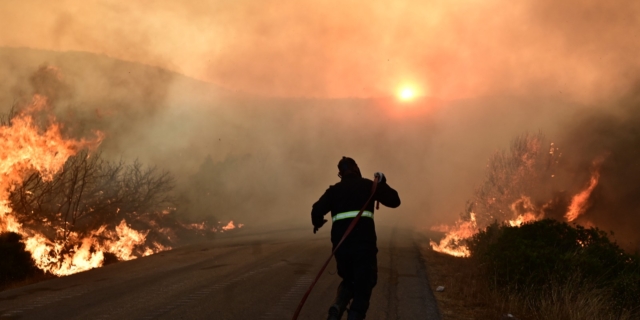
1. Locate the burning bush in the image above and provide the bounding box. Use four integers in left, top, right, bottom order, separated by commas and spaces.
0, 97, 243, 278
468, 133, 563, 227
9, 150, 176, 240
431, 133, 569, 256
430, 132, 605, 256
468, 220, 640, 317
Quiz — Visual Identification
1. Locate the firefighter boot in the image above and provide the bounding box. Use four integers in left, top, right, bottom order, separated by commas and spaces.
327, 282, 353, 320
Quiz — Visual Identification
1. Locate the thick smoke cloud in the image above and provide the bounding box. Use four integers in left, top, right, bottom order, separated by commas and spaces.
557, 91, 640, 250
1, 0, 640, 99
0, 48, 182, 157
0, 0, 639, 241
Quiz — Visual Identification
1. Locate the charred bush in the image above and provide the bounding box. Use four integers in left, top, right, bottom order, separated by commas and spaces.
0, 232, 43, 287
468, 219, 640, 314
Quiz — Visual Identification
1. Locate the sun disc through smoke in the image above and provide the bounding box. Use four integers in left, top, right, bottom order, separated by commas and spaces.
398, 87, 416, 101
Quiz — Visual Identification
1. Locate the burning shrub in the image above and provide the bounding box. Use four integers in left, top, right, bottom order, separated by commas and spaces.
470, 133, 562, 227
4, 149, 182, 274
468, 219, 640, 315
0, 98, 241, 278
9, 150, 176, 237
431, 133, 567, 256
0, 70, 243, 280
0, 232, 43, 287
0, 97, 183, 276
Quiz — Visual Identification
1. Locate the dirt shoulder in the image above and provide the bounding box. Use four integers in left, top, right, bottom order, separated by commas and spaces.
415, 232, 498, 320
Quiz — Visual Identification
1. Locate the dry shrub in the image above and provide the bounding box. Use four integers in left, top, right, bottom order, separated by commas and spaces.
518, 278, 634, 320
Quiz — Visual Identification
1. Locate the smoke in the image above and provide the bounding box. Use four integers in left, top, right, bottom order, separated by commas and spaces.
0, 0, 639, 245
555, 91, 640, 250
1, 1, 640, 99
0, 47, 180, 156
0, 46, 633, 238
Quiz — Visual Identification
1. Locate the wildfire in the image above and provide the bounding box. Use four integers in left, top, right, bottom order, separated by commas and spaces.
565, 167, 601, 222
431, 164, 604, 258
0, 95, 97, 233
221, 220, 239, 231
182, 220, 243, 233
430, 213, 478, 257
508, 212, 538, 227
507, 196, 541, 227
0, 95, 168, 276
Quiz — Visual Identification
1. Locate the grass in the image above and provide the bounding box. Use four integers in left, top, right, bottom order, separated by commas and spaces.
418, 228, 639, 320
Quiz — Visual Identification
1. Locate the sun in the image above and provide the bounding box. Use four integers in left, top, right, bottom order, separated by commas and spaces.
398, 87, 416, 101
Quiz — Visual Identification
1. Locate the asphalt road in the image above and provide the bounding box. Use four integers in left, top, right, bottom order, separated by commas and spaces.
0, 225, 441, 320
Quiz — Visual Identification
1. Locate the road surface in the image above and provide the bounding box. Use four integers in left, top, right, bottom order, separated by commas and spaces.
0, 226, 441, 319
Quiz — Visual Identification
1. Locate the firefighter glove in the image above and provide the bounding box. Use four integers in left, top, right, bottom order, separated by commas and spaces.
313, 219, 327, 234
374, 172, 386, 184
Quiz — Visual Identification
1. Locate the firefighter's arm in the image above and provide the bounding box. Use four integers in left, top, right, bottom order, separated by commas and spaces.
311, 187, 332, 233
375, 180, 401, 208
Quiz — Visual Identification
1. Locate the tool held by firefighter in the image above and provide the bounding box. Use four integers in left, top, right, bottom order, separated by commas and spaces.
292, 157, 401, 320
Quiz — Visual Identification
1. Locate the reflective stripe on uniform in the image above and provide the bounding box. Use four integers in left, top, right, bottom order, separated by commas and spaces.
332, 210, 373, 222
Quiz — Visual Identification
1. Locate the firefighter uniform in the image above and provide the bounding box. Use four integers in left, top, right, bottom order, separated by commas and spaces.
311, 157, 401, 320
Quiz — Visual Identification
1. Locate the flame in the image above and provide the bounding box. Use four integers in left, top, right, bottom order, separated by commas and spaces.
565, 168, 601, 222
507, 196, 541, 227
0, 95, 167, 276
96, 220, 150, 261
221, 220, 237, 231
0, 95, 99, 234
431, 161, 603, 257
508, 212, 538, 227
429, 213, 478, 257
180, 220, 244, 233
431, 197, 545, 257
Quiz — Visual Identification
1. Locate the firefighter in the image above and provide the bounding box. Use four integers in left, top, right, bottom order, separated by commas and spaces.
311, 157, 401, 320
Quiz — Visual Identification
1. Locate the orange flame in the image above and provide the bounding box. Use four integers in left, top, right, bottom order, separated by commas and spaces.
565, 168, 601, 222
429, 213, 478, 257
431, 159, 604, 257
508, 212, 538, 227
0, 95, 99, 233
221, 220, 237, 231
0, 95, 167, 276
431, 197, 546, 257
507, 196, 542, 227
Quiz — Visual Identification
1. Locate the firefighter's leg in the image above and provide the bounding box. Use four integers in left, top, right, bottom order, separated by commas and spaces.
328, 280, 354, 320
329, 247, 355, 320
347, 249, 377, 319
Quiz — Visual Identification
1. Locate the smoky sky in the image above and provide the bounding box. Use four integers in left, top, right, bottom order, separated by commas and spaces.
1, 0, 640, 99
556, 90, 640, 250
1, 0, 640, 239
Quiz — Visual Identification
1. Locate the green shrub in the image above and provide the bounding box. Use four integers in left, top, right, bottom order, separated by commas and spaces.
468, 219, 640, 314
0, 232, 43, 287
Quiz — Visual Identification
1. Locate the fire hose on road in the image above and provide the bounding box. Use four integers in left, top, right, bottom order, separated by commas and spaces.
292, 176, 380, 320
